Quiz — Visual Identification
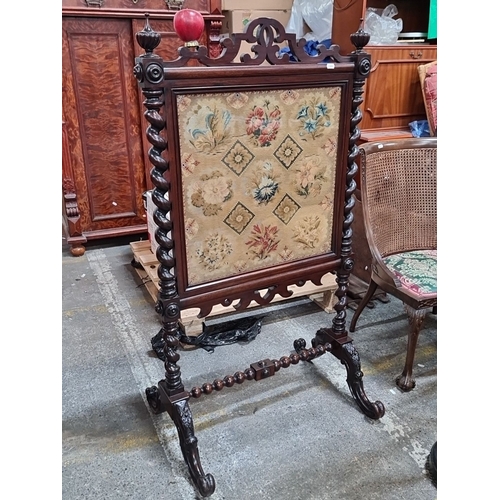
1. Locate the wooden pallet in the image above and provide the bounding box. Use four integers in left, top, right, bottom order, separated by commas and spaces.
130, 240, 338, 335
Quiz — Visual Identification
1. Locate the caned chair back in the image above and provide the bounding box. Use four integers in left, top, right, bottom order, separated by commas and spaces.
359, 138, 437, 261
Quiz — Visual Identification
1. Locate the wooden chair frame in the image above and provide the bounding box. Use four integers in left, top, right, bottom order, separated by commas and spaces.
133, 15, 384, 497
349, 138, 437, 392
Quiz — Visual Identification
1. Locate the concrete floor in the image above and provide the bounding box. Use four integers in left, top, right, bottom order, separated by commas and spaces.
62, 237, 437, 499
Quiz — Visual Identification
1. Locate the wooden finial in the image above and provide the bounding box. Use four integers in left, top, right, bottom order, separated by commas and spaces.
135, 13, 162, 55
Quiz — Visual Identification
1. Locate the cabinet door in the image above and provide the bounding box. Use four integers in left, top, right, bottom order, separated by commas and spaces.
62, 17, 147, 236
360, 46, 437, 130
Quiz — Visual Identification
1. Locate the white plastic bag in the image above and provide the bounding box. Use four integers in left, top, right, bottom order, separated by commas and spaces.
286, 0, 333, 42
364, 4, 403, 45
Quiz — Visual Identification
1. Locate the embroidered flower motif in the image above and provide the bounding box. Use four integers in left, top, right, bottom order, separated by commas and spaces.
196, 232, 233, 271
316, 102, 328, 116
245, 224, 280, 260
279, 246, 294, 261
233, 260, 250, 273
251, 162, 279, 205
295, 156, 326, 198
202, 178, 231, 205
273, 195, 300, 225
296, 97, 331, 140
191, 170, 233, 216
293, 215, 322, 249
177, 95, 192, 112
245, 101, 282, 147
320, 194, 334, 212
222, 141, 254, 175
226, 92, 249, 109
254, 176, 279, 204
189, 106, 232, 154
329, 87, 341, 99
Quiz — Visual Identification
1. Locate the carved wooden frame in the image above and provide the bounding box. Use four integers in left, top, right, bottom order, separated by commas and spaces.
133, 15, 384, 497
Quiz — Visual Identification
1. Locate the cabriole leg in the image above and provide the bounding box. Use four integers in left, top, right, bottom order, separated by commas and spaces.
396, 306, 427, 392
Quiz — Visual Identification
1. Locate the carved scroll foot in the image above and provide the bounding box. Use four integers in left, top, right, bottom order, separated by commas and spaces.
335, 341, 385, 419
145, 382, 216, 497
170, 396, 215, 498
313, 328, 385, 420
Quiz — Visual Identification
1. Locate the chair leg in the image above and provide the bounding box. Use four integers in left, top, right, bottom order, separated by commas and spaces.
396, 305, 427, 392
349, 278, 378, 332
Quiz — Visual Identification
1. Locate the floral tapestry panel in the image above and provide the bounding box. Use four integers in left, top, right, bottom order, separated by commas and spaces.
177, 87, 342, 285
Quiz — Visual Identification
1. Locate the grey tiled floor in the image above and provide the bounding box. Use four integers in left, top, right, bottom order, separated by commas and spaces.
62, 239, 437, 499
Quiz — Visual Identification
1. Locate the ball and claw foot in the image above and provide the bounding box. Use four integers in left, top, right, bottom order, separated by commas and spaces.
396, 372, 416, 392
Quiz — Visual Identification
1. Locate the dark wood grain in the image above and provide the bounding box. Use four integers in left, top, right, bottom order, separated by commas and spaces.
62, 1, 224, 253
63, 17, 147, 234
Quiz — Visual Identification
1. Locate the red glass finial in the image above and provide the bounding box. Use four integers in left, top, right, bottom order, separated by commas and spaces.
173, 9, 205, 46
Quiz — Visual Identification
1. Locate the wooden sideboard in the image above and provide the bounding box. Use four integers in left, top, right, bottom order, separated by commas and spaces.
62, 0, 224, 256
358, 45, 437, 132
332, 0, 437, 138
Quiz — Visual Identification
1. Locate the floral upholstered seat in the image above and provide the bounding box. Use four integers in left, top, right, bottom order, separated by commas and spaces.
383, 250, 437, 298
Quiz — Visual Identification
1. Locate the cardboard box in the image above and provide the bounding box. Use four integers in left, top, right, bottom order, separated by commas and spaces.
222, 0, 292, 10
222, 9, 291, 35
